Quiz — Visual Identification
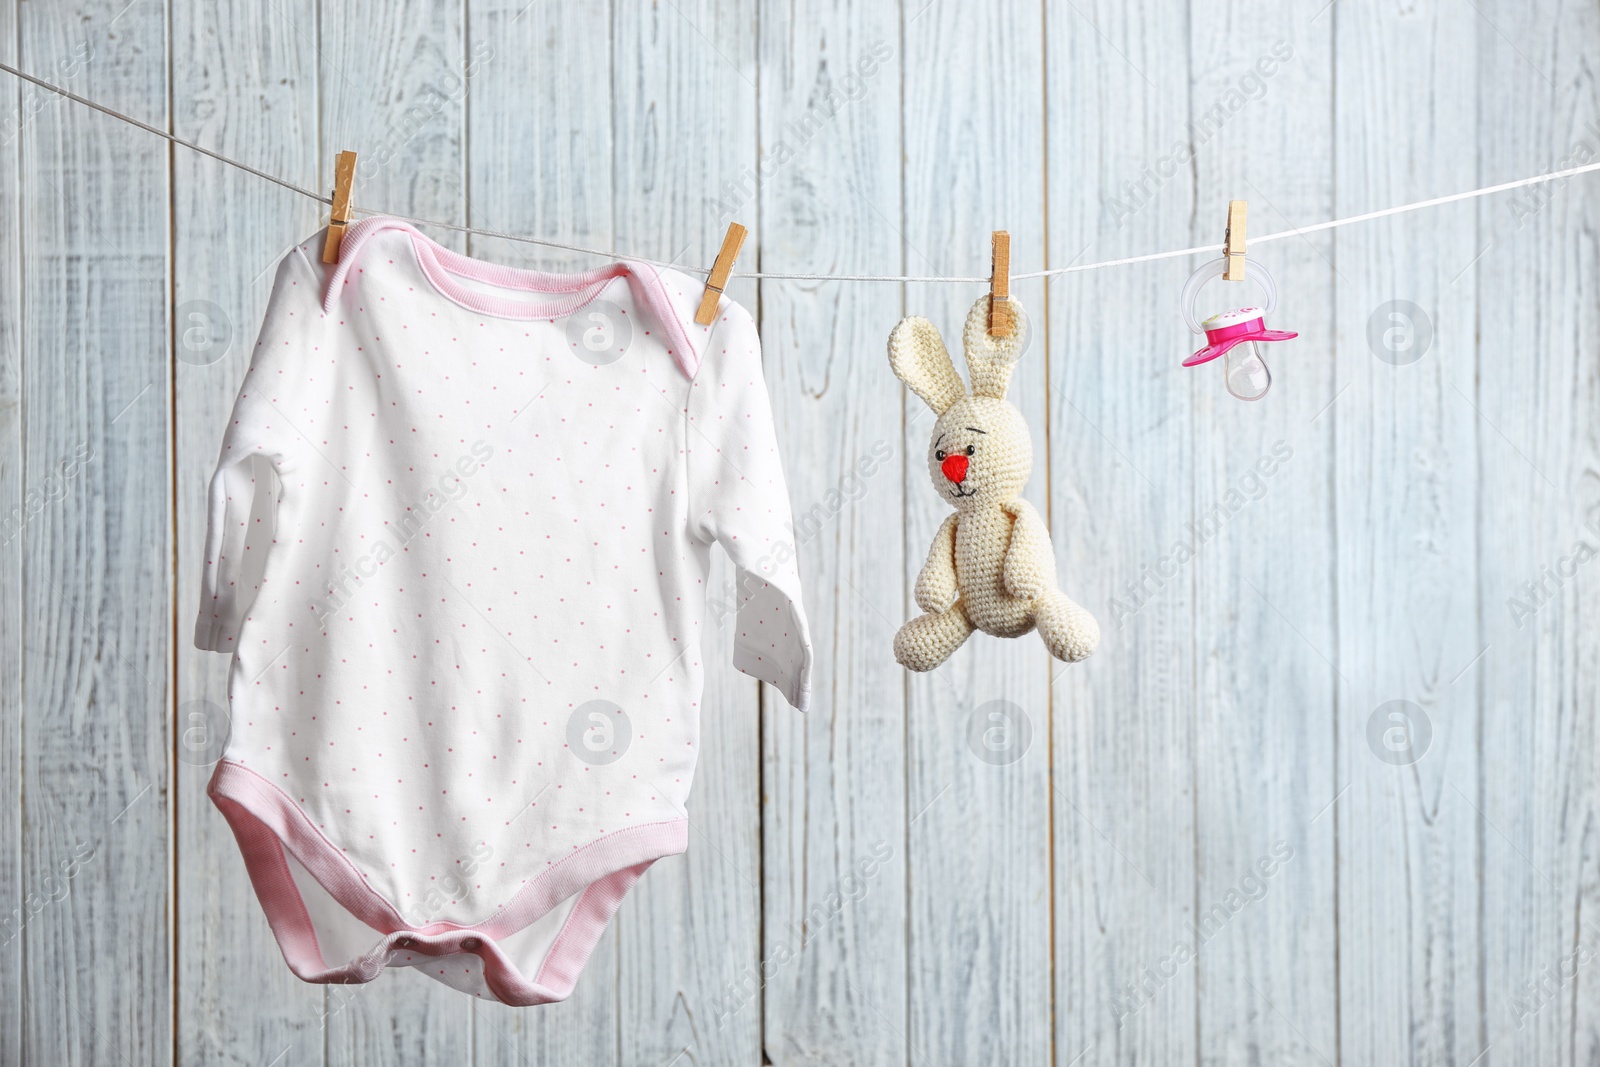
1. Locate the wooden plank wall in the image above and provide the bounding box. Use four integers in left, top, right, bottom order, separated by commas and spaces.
1, 0, 1598, 1064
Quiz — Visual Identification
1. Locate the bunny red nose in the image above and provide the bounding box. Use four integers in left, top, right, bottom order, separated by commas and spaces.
941, 454, 970, 483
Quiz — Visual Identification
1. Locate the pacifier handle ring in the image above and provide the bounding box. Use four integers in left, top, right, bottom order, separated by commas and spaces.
1181, 257, 1278, 334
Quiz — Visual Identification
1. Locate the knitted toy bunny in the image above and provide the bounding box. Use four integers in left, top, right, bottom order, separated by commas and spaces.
889, 295, 1099, 671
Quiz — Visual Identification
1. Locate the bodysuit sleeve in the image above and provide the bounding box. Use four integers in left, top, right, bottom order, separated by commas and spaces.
194, 245, 324, 653
686, 301, 814, 712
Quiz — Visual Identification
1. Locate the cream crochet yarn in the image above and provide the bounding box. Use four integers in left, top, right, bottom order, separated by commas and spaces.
889, 295, 1099, 672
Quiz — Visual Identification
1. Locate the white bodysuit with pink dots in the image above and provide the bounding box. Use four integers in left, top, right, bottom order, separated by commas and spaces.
195, 218, 811, 1005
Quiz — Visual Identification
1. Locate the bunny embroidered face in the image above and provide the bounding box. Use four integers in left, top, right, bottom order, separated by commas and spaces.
886, 294, 1099, 672
890, 295, 1031, 511
927, 397, 1030, 510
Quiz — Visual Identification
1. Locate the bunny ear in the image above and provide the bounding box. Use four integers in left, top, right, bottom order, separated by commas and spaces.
962, 294, 1027, 399
888, 316, 967, 414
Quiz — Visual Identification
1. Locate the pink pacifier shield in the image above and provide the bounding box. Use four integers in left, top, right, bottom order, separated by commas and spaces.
1184, 306, 1299, 367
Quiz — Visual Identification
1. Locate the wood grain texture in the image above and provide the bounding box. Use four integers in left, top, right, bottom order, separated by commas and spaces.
466, 0, 613, 274
611, 3, 763, 1066
0, 1, 21, 1062
323, 0, 470, 254
1185, 4, 1339, 1064
17, 2, 172, 1064
1047, 3, 1199, 1064
1334, 1, 1484, 1063
171, 1, 325, 1063
755, 2, 908, 1065
902, 1, 1054, 1064
1475, 2, 1600, 1064
0, 2, 1598, 1064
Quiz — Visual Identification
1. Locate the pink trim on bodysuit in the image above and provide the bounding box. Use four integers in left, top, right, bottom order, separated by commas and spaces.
209, 759, 687, 1005
320, 216, 706, 378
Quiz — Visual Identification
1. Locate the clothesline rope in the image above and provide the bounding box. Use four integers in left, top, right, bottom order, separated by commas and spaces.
5, 58, 1599, 283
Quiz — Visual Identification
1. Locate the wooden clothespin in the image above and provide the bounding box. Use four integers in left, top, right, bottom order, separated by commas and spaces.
321, 150, 358, 264
1223, 199, 1247, 281
988, 231, 1015, 337
695, 223, 748, 325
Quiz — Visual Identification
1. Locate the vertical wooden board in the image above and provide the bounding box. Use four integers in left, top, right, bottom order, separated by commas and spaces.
460, 3, 624, 1063
17, 2, 172, 1064
0, 1, 21, 1061
902, 3, 1051, 1064
170, 3, 324, 1064
1334, 1, 1483, 1062
322, 0, 470, 252
611, 3, 763, 1065
1184, 6, 1339, 1063
611, 0, 759, 298
1474, 2, 1600, 1063
755, 3, 907, 1065
1045, 3, 1198, 1063
465, 0, 613, 273
319, 0, 473, 1060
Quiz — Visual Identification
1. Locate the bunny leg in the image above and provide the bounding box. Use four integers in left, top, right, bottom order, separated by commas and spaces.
894, 601, 975, 672
1034, 589, 1100, 664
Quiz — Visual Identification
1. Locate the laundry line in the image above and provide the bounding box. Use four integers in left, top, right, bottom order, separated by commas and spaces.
3, 58, 1599, 283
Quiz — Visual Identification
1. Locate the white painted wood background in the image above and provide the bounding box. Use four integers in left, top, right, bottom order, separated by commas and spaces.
0, 0, 1596, 1063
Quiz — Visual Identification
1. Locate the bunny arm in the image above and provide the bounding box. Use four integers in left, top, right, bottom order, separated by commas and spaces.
1000, 499, 1056, 600
914, 513, 961, 614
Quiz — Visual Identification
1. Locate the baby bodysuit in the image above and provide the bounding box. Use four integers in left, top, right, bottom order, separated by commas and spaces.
195, 217, 811, 1005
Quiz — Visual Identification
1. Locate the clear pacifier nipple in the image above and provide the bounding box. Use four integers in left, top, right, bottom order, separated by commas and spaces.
1224, 341, 1271, 401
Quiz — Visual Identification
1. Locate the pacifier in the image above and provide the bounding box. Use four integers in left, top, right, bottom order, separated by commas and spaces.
1179, 258, 1299, 401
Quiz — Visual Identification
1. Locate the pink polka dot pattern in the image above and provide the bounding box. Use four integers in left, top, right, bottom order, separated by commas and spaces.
193, 224, 813, 1005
